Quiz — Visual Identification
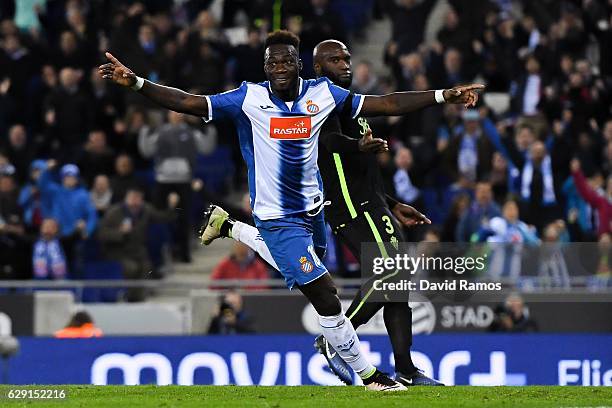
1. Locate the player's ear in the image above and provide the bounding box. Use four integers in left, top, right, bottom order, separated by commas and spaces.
313, 62, 321, 76
298, 59, 303, 72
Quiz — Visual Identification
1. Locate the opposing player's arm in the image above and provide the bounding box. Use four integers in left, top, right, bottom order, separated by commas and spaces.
359, 84, 485, 117
320, 115, 387, 154
99, 52, 208, 116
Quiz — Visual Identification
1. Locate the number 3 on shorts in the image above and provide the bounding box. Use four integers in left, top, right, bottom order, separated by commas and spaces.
382, 215, 394, 234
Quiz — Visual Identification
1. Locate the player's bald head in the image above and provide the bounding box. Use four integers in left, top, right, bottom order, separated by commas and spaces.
312, 39, 352, 87
313, 40, 348, 64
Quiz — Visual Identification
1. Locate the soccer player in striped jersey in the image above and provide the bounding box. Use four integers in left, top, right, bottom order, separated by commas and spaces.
199, 40, 482, 386
100, 30, 480, 391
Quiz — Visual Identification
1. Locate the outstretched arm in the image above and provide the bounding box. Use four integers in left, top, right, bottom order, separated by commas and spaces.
319, 114, 387, 154
359, 84, 485, 117
98, 52, 208, 116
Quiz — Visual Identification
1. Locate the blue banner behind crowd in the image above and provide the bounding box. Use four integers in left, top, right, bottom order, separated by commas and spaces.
7, 335, 612, 386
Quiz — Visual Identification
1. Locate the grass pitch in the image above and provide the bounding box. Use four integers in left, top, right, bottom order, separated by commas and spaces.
1, 385, 611, 407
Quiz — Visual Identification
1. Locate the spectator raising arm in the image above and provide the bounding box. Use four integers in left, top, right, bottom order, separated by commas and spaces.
571, 159, 612, 237
571, 159, 604, 206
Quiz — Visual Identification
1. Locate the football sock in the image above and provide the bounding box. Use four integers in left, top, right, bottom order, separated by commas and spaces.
318, 312, 375, 378
231, 221, 278, 270
383, 302, 417, 375
346, 277, 417, 375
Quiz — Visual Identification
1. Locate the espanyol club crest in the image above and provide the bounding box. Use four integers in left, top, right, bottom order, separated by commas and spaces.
305, 100, 319, 114
299, 256, 314, 273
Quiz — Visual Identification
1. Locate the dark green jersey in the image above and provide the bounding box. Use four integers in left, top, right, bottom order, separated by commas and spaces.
318, 95, 397, 229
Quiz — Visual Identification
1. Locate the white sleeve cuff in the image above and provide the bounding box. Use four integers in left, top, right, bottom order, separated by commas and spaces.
352, 94, 365, 119
202, 95, 213, 123
131, 76, 145, 91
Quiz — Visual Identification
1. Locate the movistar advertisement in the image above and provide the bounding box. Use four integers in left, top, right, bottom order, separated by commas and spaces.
7, 335, 611, 386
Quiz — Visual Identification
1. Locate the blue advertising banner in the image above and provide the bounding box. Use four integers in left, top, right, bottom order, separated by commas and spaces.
7, 335, 612, 386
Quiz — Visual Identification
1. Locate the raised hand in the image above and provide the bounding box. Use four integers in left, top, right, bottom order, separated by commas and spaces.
443, 84, 485, 108
358, 129, 388, 154
98, 52, 137, 88
392, 203, 431, 227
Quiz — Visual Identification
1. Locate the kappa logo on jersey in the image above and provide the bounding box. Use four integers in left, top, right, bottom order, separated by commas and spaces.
299, 256, 314, 273
270, 116, 312, 140
305, 99, 319, 114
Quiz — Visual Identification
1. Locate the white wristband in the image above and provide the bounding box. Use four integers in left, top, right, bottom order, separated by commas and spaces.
131, 76, 144, 91
434, 89, 446, 104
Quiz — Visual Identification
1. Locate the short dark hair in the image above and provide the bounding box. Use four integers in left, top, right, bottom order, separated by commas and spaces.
264, 30, 300, 51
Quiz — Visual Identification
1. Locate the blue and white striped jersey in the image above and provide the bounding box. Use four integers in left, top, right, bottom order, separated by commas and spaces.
204, 77, 364, 220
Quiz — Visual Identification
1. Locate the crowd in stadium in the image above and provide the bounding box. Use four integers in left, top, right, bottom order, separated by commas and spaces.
0, 0, 610, 287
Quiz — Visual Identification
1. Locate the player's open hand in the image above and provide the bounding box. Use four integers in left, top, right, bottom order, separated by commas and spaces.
358, 129, 388, 154
443, 84, 485, 108
392, 203, 431, 227
98, 52, 137, 88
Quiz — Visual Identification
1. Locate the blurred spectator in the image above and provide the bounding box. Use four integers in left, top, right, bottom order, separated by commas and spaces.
26, 64, 57, 134
114, 108, 150, 170
519, 141, 562, 232
33, 218, 67, 280
441, 193, 470, 242
231, 27, 265, 84
483, 198, 539, 280
562, 172, 596, 240
436, 7, 471, 56
1, 124, 34, 183
18, 160, 50, 232
444, 109, 494, 184
38, 162, 97, 271
431, 47, 471, 90
89, 67, 125, 137
90, 175, 113, 217
43, 67, 93, 158
596, 233, 611, 278
139, 111, 217, 263
0, 77, 12, 136
39, 162, 97, 239
352, 61, 381, 95
538, 221, 571, 288
110, 154, 143, 204
0, 164, 28, 278
298, 0, 347, 66
126, 23, 163, 83
456, 181, 501, 242
383, 0, 435, 55
54, 311, 103, 338
0, 33, 36, 123
208, 291, 255, 334
76, 129, 116, 185
488, 293, 538, 332
98, 188, 178, 301
211, 242, 269, 290
489, 152, 511, 204
571, 159, 611, 238
510, 55, 547, 116
393, 147, 421, 205
182, 40, 226, 94
52, 30, 90, 71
